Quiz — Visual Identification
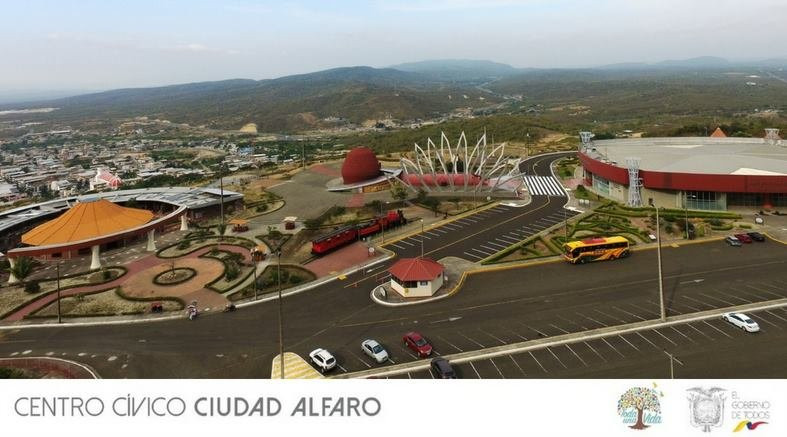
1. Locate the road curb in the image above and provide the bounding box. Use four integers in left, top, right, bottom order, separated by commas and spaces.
335, 298, 787, 379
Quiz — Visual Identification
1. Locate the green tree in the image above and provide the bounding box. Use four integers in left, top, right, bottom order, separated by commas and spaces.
390, 181, 409, 203
9, 257, 34, 283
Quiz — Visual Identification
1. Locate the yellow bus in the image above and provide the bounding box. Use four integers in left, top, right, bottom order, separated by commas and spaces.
562, 236, 630, 264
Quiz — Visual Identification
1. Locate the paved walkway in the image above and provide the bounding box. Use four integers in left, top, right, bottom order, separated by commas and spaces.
3, 244, 251, 321
304, 242, 382, 278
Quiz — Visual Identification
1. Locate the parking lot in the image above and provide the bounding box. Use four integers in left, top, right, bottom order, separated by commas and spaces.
383, 305, 787, 379
298, 270, 787, 377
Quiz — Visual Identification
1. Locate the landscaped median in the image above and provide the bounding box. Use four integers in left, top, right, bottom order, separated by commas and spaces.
333, 298, 787, 379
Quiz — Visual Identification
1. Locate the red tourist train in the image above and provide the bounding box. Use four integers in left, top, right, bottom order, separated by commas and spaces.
311, 210, 407, 255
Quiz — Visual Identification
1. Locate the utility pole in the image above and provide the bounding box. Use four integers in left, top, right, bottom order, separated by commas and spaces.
56, 263, 62, 324
420, 218, 424, 258
219, 173, 225, 231
276, 250, 284, 379
253, 260, 258, 301
650, 199, 666, 322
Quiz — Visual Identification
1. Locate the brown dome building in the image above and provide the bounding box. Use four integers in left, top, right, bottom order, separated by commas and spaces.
341, 147, 382, 184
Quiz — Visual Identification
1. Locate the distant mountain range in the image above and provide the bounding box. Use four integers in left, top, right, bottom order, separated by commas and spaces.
2, 56, 785, 133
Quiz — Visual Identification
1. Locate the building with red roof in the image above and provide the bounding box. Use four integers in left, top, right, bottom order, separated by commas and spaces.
388, 257, 445, 297
710, 127, 727, 138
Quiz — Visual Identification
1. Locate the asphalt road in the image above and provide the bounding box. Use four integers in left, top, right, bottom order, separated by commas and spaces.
1, 152, 786, 379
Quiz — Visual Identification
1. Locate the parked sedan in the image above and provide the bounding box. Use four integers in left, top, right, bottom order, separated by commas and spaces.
747, 232, 766, 242
403, 331, 433, 358
722, 312, 760, 333
734, 233, 753, 244
309, 348, 337, 373
430, 358, 457, 379
725, 236, 742, 247
361, 339, 389, 364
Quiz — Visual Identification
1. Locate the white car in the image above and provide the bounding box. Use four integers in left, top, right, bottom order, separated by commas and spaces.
722, 312, 760, 333
309, 348, 337, 372
361, 339, 389, 364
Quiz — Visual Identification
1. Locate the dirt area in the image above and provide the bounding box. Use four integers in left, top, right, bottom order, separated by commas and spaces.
31, 288, 181, 317
239, 123, 258, 134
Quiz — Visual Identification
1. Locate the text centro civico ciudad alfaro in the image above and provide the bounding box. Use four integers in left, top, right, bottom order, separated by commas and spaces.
13, 396, 382, 418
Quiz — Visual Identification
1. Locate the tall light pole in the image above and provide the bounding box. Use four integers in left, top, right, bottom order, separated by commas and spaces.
650, 199, 666, 322
253, 259, 258, 301
276, 249, 284, 379
56, 262, 62, 324
420, 218, 424, 258
663, 350, 682, 379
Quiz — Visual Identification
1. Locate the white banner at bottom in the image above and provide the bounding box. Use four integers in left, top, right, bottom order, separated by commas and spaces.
0, 379, 780, 436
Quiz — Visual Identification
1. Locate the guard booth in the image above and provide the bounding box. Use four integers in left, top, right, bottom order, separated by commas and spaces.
388, 257, 445, 298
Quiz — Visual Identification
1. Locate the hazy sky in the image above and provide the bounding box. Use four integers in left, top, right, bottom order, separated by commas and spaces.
2, 0, 786, 91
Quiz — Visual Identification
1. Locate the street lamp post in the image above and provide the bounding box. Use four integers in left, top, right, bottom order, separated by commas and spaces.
663, 350, 682, 379
420, 218, 424, 258
253, 260, 258, 301
56, 263, 62, 324
650, 199, 666, 322
276, 250, 284, 379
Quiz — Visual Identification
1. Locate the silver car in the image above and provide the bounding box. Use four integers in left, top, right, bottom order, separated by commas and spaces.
361, 339, 389, 364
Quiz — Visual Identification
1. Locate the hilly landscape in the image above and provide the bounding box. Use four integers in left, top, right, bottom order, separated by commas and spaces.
2, 58, 787, 135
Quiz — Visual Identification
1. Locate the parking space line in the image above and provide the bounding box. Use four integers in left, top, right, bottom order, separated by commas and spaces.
628, 302, 661, 318
508, 355, 527, 377
504, 327, 529, 341
441, 224, 462, 230
612, 305, 647, 321
577, 312, 608, 328
667, 326, 697, 344
489, 358, 506, 378
753, 313, 781, 329
425, 231, 442, 237
390, 243, 405, 249
583, 341, 610, 361
593, 308, 627, 324
457, 332, 486, 349
470, 247, 494, 256
617, 335, 640, 353
337, 364, 348, 373
529, 351, 548, 373
703, 320, 734, 338
549, 323, 571, 335
397, 344, 420, 360
463, 252, 484, 260
495, 238, 514, 245
564, 344, 588, 367
486, 241, 508, 249
480, 244, 500, 252
697, 292, 741, 307
712, 289, 755, 305
347, 350, 372, 368
498, 235, 520, 243
685, 322, 716, 341
681, 294, 716, 309
399, 239, 415, 247
431, 228, 449, 234
477, 328, 507, 345
546, 347, 568, 369
599, 338, 626, 358
729, 286, 772, 302
634, 331, 661, 350
468, 362, 482, 379
765, 310, 787, 324
651, 328, 679, 346
521, 322, 550, 338
557, 314, 589, 331
743, 284, 783, 300
435, 335, 464, 352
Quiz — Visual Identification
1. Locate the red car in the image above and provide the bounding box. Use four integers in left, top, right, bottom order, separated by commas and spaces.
734, 233, 753, 244
403, 332, 432, 358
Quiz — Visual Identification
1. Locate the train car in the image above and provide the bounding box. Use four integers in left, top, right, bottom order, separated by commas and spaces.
311, 225, 358, 255
310, 210, 407, 255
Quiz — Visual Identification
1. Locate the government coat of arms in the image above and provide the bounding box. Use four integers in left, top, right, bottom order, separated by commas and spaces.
687, 387, 727, 432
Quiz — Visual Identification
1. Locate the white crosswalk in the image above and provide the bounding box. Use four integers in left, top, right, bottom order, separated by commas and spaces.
524, 176, 565, 197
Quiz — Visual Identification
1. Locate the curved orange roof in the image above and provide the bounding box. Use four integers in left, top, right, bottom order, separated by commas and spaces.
22, 199, 154, 246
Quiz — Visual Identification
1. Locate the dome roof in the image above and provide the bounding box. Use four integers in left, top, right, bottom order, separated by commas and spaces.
341, 147, 381, 184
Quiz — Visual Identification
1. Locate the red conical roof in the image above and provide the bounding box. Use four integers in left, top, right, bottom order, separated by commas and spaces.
710, 127, 727, 138
388, 257, 444, 281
